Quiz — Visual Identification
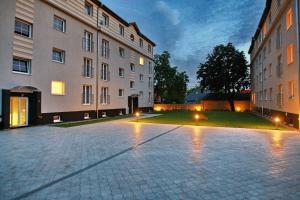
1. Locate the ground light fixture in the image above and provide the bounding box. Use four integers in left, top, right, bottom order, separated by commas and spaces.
194, 114, 200, 124
135, 112, 140, 122
274, 117, 280, 129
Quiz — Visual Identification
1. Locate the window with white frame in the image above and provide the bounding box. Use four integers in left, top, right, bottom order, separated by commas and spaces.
84, 1, 93, 16
52, 48, 65, 63
13, 58, 31, 74
148, 92, 152, 104
140, 74, 144, 81
288, 81, 295, 99
269, 88, 273, 101
102, 39, 109, 58
119, 68, 124, 77
130, 63, 135, 72
149, 62, 153, 74
15, 19, 32, 38
268, 64, 272, 77
139, 39, 143, 48
119, 25, 124, 36
130, 81, 135, 89
53, 16, 66, 32
83, 58, 93, 78
148, 77, 152, 88
101, 87, 109, 104
119, 47, 125, 57
276, 25, 282, 49
148, 44, 152, 53
118, 89, 124, 97
102, 13, 109, 27
83, 31, 93, 52
82, 85, 92, 105
101, 63, 109, 81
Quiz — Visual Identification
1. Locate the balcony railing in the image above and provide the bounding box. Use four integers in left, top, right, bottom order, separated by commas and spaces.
82, 93, 94, 105
101, 47, 110, 59
100, 71, 110, 81
82, 65, 94, 78
277, 93, 284, 108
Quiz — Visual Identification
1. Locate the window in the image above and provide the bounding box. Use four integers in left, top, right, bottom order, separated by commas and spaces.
83, 31, 93, 52
119, 25, 124, 36
53, 16, 66, 32
149, 77, 152, 88
287, 44, 294, 64
276, 25, 282, 49
140, 74, 144, 81
268, 64, 272, 77
263, 68, 267, 80
119, 47, 125, 57
118, 89, 124, 97
278, 84, 283, 108
263, 48, 266, 60
277, 55, 282, 77
83, 58, 93, 78
277, 0, 281, 7
148, 45, 152, 53
139, 91, 144, 98
149, 62, 153, 74
264, 89, 268, 101
51, 81, 65, 95
101, 87, 109, 104
84, 2, 93, 16
102, 13, 109, 27
130, 34, 135, 42
130, 63, 135, 72
139, 56, 145, 65
139, 39, 143, 48
101, 63, 109, 81
52, 48, 65, 63
12, 58, 31, 74
53, 115, 61, 123
259, 72, 262, 82
82, 85, 92, 105
286, 8, 293, 30
119, 68, 124, 77
148, 92, 152, 104
288, 81, 295, 99
15, 19, 32, 38
268, 39, 271, 54
130, 81, 135, 89
269, 88, 273, 101
102, 39, 110, 58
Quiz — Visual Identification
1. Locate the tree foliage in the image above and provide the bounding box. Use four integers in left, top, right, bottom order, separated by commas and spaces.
197, 43, 249, 111
154, 51, 189, 104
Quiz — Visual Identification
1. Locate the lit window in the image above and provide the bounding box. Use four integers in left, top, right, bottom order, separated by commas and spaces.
85, 2, 93, 16
139, 56, 144, 65
53, 16, 66, 32
287, 44, 294, 64
13, 58, 31, 74
52, 48, 65, 63
286, 8, 293, 30
51, 81, 65, 95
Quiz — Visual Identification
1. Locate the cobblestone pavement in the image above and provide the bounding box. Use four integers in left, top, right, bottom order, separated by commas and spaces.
1, 118, 300, 200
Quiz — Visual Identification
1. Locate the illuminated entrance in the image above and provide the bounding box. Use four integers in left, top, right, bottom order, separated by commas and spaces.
10, 97, 29, 127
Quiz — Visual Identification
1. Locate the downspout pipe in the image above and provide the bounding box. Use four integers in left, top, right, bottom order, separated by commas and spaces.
96, 4, 101, 119
296, 0, 300, 128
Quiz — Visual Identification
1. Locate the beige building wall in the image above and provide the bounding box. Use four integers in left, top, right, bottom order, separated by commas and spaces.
249, 0, 300, 127
0, 0, 155, 127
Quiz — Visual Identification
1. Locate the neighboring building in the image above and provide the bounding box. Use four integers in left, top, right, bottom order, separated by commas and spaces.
185, 88, 210, 104
0, 0, 155, 129
249, 0, 300, 128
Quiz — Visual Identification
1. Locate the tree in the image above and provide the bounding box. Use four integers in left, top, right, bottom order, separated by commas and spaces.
197, 43, 249, 111
154, 51, 189, 104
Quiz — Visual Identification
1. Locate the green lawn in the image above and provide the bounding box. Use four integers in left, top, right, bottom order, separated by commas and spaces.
139, 111, 287, 130
52, 115, 130, 128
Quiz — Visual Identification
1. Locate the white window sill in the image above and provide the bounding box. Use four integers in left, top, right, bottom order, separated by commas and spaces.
12, 71, 31, 76
51, 94, 65, 96
52, 60, 65, 64
82, 103, 91, 106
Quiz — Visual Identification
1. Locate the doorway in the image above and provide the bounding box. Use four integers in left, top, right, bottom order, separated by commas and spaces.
128, 96, 139, 114
10, 97, 29, 127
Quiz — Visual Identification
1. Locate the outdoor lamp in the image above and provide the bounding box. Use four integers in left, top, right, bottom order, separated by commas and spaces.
274, 117, 280, 129
135, 112, 140, 122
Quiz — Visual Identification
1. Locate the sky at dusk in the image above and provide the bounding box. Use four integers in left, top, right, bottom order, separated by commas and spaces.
101, 0, 266, 87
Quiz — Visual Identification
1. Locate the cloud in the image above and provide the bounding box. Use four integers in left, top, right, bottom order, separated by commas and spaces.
156, 1, 180, 25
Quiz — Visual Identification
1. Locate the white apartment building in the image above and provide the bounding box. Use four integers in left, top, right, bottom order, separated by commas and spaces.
249, 0, 300, 128
0, 0, 155, 129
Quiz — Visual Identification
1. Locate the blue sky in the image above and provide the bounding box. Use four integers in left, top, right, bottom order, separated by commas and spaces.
101, 0, 265, 87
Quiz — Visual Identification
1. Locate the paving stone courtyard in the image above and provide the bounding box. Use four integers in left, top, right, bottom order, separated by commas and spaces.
1, 117, 300, 200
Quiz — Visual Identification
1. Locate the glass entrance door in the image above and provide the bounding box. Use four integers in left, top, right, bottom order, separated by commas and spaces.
10, 97, 28, 127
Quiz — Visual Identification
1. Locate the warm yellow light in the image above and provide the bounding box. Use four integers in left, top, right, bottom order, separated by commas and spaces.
139, 57, 144, 65
51, 81, 65, 95
195, 114, 200, 120
236, 107, 241, 112
275, 117, 280, 123
195, 106, 202, 111
154, 107, 162, 112
135, 112, 140, 117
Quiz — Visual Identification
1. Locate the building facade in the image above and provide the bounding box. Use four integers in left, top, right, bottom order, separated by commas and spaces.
0, 0, 155, 129
249, 0, 300, 128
